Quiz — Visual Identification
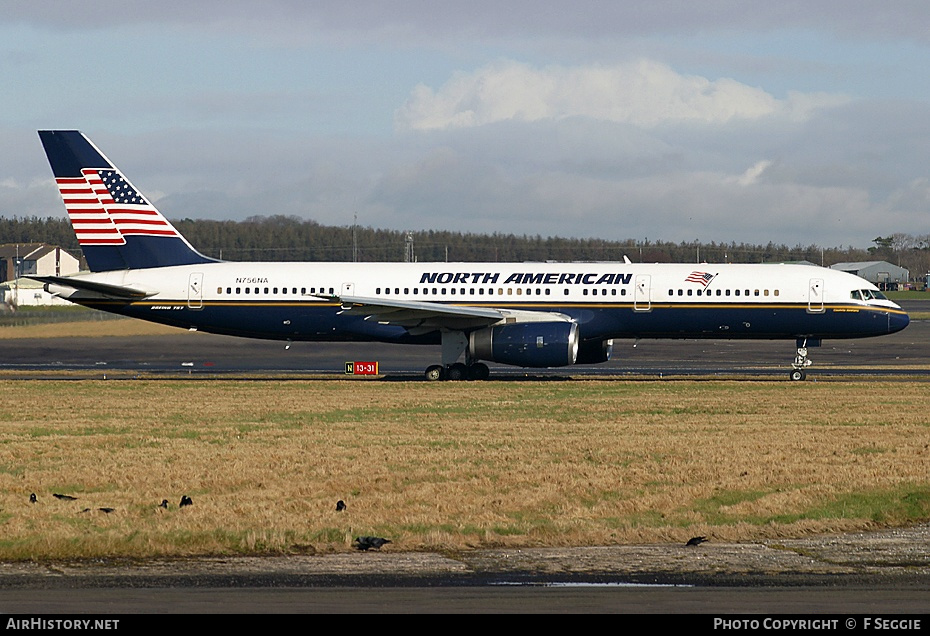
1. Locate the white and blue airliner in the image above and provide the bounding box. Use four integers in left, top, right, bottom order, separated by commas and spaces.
34, 131, 909, 381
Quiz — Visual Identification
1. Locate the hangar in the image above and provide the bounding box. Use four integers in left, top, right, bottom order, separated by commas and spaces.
829, 260, 909, 291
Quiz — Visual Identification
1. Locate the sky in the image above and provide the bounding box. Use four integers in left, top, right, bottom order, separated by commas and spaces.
2, 1, 930, 251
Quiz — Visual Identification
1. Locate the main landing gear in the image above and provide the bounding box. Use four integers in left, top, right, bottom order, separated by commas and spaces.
424, 330, 491, 381
790, 337, 816, 381
424, 362, 490, 382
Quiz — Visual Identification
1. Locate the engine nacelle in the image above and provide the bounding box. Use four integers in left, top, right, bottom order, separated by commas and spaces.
469, 321, 579, 367
576, 338, 613, 364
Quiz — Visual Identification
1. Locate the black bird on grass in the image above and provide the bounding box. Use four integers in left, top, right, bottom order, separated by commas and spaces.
98, 508, 115, 514
336, 500, 346, 512
29, 493, 37, 504
53, 493, 77, 501
179, 495, 193, 508
158, 499, 169, 509
354, 536, 391, 551
686, 536, 708, 547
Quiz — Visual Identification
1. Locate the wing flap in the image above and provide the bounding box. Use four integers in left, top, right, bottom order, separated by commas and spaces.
331, 295, 573, 330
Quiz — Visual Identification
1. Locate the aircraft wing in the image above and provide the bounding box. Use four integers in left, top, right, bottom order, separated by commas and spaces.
331, 295, 573, 334
29, 275, 155, 299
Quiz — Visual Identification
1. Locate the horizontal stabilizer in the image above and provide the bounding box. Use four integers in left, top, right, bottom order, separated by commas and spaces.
29, 275, 154, 299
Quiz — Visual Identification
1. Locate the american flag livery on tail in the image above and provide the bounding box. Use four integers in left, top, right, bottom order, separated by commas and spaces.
39, 131, 214, 272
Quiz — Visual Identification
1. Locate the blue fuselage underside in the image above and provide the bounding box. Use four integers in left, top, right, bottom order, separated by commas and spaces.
73, 299, 908, 345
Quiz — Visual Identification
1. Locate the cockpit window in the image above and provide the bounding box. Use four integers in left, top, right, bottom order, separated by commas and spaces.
852, 289, 888, 302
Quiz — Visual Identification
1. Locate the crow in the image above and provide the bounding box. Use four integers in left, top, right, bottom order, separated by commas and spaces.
29, 493, 37, 504
53, 493, 77, 501
158, 499, 169, 509
354, 536, 391, 551
98, 508, 115, 514
179, 495, 193, 508
336, 500, 346, 512
686, 536, 708, 547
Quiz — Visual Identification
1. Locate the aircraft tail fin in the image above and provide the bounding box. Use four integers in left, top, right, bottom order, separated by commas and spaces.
38, 130, 216, 272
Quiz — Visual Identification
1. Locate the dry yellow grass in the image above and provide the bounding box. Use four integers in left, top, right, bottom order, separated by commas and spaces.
0, 319, 177, 339
0, 379, 928, 560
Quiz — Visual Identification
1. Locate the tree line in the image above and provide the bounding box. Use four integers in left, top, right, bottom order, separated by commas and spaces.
2, 215, 928, 277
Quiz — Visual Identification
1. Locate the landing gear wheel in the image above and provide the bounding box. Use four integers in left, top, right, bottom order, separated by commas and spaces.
447, 363, 468, 381
425, 365, 445, 382
468, 362, 490, 381
789, 369, 806, 381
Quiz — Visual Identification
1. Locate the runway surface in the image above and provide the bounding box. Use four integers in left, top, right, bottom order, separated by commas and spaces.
0, 305, 926, 381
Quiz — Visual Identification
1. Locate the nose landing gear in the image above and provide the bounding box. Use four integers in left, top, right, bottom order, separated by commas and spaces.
790, 338, 816, 381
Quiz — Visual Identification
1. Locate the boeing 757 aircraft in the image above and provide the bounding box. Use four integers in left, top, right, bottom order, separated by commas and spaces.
34, 130, 909, 381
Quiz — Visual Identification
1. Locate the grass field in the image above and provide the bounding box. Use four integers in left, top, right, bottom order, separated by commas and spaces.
1, 379, 928, 560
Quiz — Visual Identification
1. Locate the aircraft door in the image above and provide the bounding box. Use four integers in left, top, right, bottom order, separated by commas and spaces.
634, 275, 651, 311
807, 278, 824, 313
341, 282, 355, 297
187, 272, 203, 310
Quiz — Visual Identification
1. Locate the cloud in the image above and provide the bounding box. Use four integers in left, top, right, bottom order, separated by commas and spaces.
736, 160, 773, 186
396, 60, 848, 131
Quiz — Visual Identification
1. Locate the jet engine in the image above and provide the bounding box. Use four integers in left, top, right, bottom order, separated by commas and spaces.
576, 338, 613, 364
469, 321, 579, 367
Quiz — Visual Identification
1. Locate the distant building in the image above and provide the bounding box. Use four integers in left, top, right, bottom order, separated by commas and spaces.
0, 243, 80, 283
829, 260, 909, 291
0, 277, 75, 307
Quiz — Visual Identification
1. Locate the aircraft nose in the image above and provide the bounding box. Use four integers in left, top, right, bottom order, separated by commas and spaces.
888, 310, 909, 333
